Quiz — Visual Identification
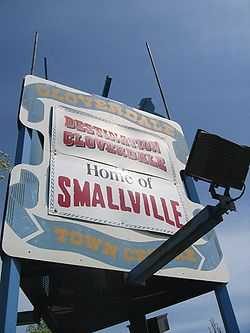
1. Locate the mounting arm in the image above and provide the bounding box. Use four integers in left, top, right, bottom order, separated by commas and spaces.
127, 199, 235, 286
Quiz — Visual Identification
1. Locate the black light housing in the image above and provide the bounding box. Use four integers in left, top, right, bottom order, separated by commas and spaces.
185, 129, 250, 190
147, 314, 170, 333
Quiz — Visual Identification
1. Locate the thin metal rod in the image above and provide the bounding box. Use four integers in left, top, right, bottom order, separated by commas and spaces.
44, 57, 48, 80
146, 41, 171, 120
30, 32, 39, 75
102, 75, 112, 97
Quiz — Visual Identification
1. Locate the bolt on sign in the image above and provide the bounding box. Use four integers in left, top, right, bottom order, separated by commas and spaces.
2, 75, 229, 283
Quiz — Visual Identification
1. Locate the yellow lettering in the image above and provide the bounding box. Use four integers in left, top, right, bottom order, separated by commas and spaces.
102, 242, 118, 259
51, 88, 65, 102
36, 84, 50, 97
176, 248, 197, 263
95, 99, 108, 111
108, 102, 123, 115
65, 92, 78, 105
69, 231, 82, 246
136, 249, 148, 261
148, 118, 160, 132
124, 248, 135, 262
134, 248, 154, 261
123, 248, 154, 262
77, 94, 93, 108
54, 228, 69, 243
125, 108, 138, 122
162, 123, 176, 138
85, 235, 102, 251
137, 115, 151, 129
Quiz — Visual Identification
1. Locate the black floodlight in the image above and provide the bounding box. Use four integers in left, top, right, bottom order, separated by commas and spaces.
185, 129, 250, 190
147, 314, 170, 333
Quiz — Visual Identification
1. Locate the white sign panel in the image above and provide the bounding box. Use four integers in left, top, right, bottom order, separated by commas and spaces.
2, 75, 228, 284
49, 154, 186, 234
49, 106, 189, 234
52, 107, 173, 180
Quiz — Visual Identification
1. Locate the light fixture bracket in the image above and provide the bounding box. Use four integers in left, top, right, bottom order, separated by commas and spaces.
209, 184, 236, 212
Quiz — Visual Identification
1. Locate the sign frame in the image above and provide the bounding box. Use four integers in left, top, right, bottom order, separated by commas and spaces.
1, 75, 229, 283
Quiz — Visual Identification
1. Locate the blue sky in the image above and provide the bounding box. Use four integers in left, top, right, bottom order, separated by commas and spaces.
1, 0, 250, 332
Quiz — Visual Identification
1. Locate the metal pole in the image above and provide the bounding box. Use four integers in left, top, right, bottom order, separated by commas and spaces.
146, 41, 171, 120
102, 75, 112, 97
30, 32, 39, 75
0, 81, 32, 333
183, 176, 240, 333
215, 285, 240, 333
0, 257, 21, 333
44, 57, 48, 80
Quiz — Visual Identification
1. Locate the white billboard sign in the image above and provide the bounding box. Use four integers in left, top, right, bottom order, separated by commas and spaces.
1, 75, 228, 283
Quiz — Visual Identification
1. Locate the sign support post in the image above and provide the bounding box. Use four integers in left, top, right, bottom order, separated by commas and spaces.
215, 285, 240, 333
183, 176, 240, 333
0, 100, 32, 332
0, 256, 21, 333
